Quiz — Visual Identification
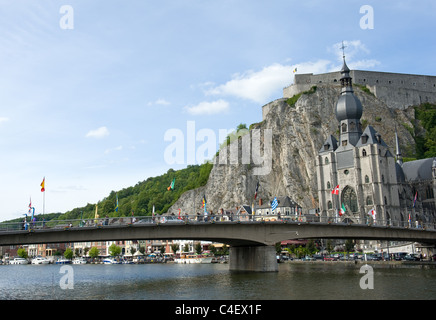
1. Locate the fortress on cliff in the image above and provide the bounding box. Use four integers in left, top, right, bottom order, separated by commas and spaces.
284, 69, 436, 110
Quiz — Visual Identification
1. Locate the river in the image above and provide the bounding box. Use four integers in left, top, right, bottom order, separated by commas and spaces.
1, 262, 435, 301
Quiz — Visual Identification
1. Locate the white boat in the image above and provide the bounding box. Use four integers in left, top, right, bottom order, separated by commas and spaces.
103, 258, 122, 264
55, 258, 72, 264
9, 257, 29, 265
31, 256, 50, 265
174, 255, 213, 264
73, 257, 87, 264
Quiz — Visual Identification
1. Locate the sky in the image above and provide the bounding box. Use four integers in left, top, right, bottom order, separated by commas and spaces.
0, 0, 435, 221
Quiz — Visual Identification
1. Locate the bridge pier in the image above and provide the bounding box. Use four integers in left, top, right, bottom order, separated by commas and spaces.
229, 245, 278, 272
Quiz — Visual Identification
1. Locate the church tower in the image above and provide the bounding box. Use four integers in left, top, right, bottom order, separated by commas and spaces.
335, 58, 363, 148
316, 55, 401, 225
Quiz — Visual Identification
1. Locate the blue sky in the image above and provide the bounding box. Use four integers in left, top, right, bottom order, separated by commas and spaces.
0, 0, 435, 221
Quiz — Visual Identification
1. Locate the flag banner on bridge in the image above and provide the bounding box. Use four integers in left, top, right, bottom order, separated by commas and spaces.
271, 197, 278, 212
40, 177, 45, 192
340, 203, 346, 216
254, 181, 259, 200
331, 185, 339, 195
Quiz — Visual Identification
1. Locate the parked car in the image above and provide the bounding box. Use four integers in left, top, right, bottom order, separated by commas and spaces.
403, 253, 420, 261
324, 255, 336, 261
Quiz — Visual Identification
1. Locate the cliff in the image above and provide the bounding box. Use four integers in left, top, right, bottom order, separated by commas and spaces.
168, 84, 418, 214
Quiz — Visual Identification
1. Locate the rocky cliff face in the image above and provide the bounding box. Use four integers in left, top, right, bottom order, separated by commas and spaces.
168, 84, 417, 214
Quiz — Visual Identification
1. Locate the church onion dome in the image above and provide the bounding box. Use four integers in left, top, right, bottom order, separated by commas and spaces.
335, 58, 363, 122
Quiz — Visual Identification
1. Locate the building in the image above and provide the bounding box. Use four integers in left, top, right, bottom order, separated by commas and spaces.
254, 196, 302, 221
316, 57, 436, 227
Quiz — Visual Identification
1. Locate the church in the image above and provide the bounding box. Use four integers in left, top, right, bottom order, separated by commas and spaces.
316, 57, 436, 228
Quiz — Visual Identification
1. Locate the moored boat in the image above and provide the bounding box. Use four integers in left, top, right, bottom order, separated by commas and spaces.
174, 254, 213, 264
73, 257, 87, 264
31, 256, 50, 265
9, 257, 29, 265
55, 258, 72, 264
103, 257, 122, 264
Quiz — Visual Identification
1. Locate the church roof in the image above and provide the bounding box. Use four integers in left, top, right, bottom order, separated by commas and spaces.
401, 157, 435, 182
355, 125, 389, 148
319, 135, 338, 153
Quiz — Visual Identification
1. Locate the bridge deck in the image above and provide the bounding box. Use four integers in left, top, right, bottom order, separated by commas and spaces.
1, 215, 435, 246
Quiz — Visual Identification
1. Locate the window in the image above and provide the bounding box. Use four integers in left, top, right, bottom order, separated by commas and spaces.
325, 157, 329, 164
361, 135, 368, 144
342, 186, 358, 213
365, 175, 370, 183
342, 140, 348, 146
328, 201, 333, 209
327, 181, 331, 189
366, 196, 373, 205
362, 149, 367, 157
342, 123, 347, 133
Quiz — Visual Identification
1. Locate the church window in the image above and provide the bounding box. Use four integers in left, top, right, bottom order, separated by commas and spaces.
384, 196, 387, 205
325, 157, 329, 164
324, 143, 330, 151
382, 175, 385, 183
342, 140, 348, 146
344, 170, 349, 175
327, 201, 333, 209
366, 196, 373, 205
362, 149, 367, 157
341, 123, 347, 133
342, 186, 358, 213
327, 181, 331, 189
365, 175, 370, 183
361, 135, 368, 144
349, 122, 355, 131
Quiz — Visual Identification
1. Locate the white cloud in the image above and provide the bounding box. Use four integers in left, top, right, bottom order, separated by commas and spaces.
205, 63, 293, 104
0, 117, 10, 124
85, 126, 110, 139
184, 100, 229, 115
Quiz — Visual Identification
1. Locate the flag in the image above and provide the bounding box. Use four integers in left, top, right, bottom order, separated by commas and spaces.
339, 203, 346, 216
202, 195, 207, 208
167, 178, 175, 191
40, 177, 45, 192
254, 181, 259, 200
293, 67, 297, 73
152, 205, 155, 217
367, 208, 376, 218
412, 191, 417, 208
331, 185, 339, 195
115, 194, 119, 212
94, 203, 99, 221
28, 197, 32, 214
271, 197, 278, 212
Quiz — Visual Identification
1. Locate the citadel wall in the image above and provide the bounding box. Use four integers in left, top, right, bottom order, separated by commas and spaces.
282, 69, 436, 111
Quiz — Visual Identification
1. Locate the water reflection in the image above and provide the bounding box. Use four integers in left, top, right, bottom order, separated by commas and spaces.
0, 263, 435, 300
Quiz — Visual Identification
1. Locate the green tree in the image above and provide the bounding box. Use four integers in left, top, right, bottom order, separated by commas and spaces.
194, 242, 202, 255
17, 248, 28, 259
64, 248, 73, 260
109, 243, 121, 257
89, 247, 99, 259
171, 243, 179, 254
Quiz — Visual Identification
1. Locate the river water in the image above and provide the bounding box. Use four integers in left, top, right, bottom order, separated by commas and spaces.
0, 262, 435, 300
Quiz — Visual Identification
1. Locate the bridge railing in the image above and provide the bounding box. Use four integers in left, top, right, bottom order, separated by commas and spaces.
0, 213, 435, 233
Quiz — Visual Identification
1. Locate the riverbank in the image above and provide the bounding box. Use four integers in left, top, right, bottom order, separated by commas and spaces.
284, 259, 436, 267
